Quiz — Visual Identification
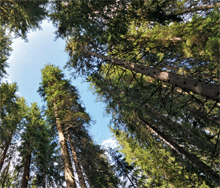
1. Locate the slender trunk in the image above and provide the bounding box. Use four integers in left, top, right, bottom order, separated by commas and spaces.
114, 156, 136, 188
53, 102, 77, 188
145, 104, 217, 155
176, 3, 220, 15
83, 50, 220, 102
1, 157, 11, 188
185, 106, 220, 127
68, 132, 87, 188
21, 141, 31, 188
0, 132, 12, 172
43, 172, 46, 188
137, 116, 220, 187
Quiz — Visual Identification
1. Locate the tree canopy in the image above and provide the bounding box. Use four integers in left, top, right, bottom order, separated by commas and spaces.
1, 1, 219, 187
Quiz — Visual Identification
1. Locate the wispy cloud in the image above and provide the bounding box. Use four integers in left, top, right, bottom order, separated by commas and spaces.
101, 137, 118, 149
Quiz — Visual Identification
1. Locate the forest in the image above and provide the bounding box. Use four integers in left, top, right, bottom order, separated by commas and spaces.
0, 0, 219, 187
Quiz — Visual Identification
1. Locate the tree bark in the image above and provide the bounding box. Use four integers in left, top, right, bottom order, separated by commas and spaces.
161, 65, 219, 82
21, 141, 31, 188
176, 3, 220, 15
1, 157, 11, 188
68, 132, 87, 188
84, 50, 220, 102
53, 102, 77, 188
0, 132, 12, 172
137, 116, 220, 187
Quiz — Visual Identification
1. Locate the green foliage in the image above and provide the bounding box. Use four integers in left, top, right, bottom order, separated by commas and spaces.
0, 0, 48, 39
39, 64, 119, 187
0, 27, 12, 80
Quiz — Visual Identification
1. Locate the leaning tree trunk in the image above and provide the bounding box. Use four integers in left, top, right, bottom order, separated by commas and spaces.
176, 3, 220, 15
83, 50, 220, 102
21, 141, 31, 188
0, 132, 12, 172
1, 156, 11, 188
137, 115, 220, 187
68, 132, 87, 188
53, 102, 77, 188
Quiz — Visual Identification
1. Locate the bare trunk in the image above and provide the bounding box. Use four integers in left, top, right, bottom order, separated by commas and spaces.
68, 132, 87, 188
177, 3, 220, 15
0, 132, 12, 172
185, 106, 220, 127
144, 104, 218, 155
162, 65, 219, 82
1, 157, 11, 188
43, 172, 46, 188
53, 102, 77, 188
84, 51, 219, 102
21, 141, 31, 188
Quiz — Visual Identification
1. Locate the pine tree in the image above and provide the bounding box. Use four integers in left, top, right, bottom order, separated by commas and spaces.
38, 64, 77, 188
38, 64, 119, 187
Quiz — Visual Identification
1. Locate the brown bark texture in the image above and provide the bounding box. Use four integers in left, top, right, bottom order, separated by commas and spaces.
177, 3, 220, 15
53, 102, 77, 188
21, 141, 31, 188
0, 132, 12, 172
1, 157, 11, 188
84, 51, 220, 102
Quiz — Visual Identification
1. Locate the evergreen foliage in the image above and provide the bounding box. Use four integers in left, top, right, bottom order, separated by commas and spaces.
1, 1, 219, 187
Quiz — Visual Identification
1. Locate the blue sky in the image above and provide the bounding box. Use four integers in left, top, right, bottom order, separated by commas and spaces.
5, 19, 116, 147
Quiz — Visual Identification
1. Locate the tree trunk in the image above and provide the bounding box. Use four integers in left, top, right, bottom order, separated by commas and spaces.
185, 106, 220, 127
0, 132, 12, 172
53, 102, 77, 188
137, 115, 220, 187
68, 132, 87, 188
113, 155, 136, 188
21, 141, 31, 188
144, 104, 218, 156
160, 65, 219, 82
177, 3, 220, 15
83, 50, 220, 102
1, 157, 11, 188
43, 172, 46, 188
